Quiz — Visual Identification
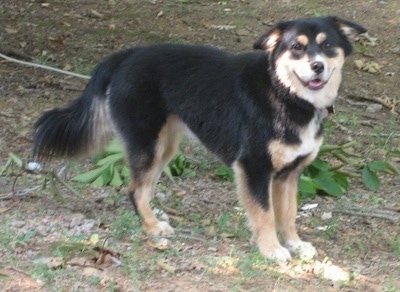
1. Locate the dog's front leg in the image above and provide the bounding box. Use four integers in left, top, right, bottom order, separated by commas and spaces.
233, 161, 292, 262
272, 172, 317, 260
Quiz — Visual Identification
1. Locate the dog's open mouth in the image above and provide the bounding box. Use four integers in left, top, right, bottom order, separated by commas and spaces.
307, 78, 325, 90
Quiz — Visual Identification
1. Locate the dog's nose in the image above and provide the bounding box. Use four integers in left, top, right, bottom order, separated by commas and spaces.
311, 61, 324, 74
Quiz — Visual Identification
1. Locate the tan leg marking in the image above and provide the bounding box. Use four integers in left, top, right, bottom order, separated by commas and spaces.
272, 172, 317, 260
134, 115, 185, 236
233, 161, 291, 262
272, 173, 301, 243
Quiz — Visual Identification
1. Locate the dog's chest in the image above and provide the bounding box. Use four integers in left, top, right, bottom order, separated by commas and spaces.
268, 114, 324, 171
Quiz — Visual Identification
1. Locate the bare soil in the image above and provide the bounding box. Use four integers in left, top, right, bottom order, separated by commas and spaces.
0, 1, 399, 291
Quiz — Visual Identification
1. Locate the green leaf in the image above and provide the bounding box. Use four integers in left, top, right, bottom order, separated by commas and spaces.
313, 171, 345, 196
110, 166, 124, 187
299, 175, 317, 195
368, 161, 400, 175
163, 165, 175, 182
72, 165, 108, 183
333, 172, 349, 190
105, 138, 124, 153
362, 166, 380, 192
92, 171, 107, 187
9, 152, 24, 168
121, 166, 130, 178
96, 152, 124, 166
215, 166, 234, 182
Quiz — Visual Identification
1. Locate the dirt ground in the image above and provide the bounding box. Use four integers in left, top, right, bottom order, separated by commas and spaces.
0, 0, 399, 291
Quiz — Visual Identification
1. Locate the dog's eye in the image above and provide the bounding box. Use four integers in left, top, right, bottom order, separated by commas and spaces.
292, 43, 305, 51
322, 41, 333, 50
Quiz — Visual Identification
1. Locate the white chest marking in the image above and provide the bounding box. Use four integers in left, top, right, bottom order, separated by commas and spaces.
268, 115, 323, 171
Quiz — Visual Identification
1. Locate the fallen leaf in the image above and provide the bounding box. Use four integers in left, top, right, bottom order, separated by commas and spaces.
89, 9, 104, 18
301, 203, 318, 211
146, 237, 171, 250
210, 24, 236, 30
219, 232, 236, 239
82, 267, 102, 277
157, 258, 176, 273
33, 257, 63, 269
236, 28, 250, 36
5, 28, 18, 34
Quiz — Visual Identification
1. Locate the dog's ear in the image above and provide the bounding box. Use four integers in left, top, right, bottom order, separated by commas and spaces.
253, 22, 289, 51
330, 16, 367, 40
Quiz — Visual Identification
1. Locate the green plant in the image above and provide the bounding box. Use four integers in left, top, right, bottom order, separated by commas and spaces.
163, 153, 196, 180
111, 211, 141, 240
72, 139, 128, 187
73, 139, 195, 187
389, 236, 400, 256
1, 152, 81, 201
214, 165, 234, 182
299, 141, 399, 200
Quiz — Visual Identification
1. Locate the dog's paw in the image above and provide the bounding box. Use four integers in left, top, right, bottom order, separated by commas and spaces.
146, 221, 175, 236
285, 240, 317, 260
261, 245, 292, 263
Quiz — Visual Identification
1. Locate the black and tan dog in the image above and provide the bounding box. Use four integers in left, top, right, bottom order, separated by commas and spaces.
33, 16, 366, 262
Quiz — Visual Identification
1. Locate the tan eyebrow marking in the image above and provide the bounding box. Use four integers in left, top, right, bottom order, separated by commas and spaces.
316, 32, 327, 44
297, 35, 309, 46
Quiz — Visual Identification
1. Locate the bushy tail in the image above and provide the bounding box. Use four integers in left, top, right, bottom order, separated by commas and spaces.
32, 49, 132, 160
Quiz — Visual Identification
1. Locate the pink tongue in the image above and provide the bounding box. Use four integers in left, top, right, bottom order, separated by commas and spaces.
308, 79, 323, 88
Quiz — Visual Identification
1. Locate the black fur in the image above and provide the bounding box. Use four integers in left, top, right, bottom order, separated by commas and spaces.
32, 17, 366, 251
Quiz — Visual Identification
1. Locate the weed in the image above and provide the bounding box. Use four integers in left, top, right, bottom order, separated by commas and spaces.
30, 264, 71, 285
342, 245, 356, 258
111, 210, 141, 240
236, 250, 276, 278
214, 165, 234, 182
321, 218, 338, 239
389, 236, 400, 256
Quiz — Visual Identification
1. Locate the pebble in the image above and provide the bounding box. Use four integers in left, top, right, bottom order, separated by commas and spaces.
366, 104, 382, 113
69, 213, 86, 227
11, 220, 26, 228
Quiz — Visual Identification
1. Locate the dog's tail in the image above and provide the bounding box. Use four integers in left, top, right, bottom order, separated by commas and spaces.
33, 50, 130, 160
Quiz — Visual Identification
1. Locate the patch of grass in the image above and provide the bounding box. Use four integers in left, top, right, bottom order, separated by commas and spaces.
73, 58, 93, 76
111, 210, 141, 240
214, 165, 234, 182
320, 218, 338, 239
389, 236, 400, 256
0, 224, 13, 251
29, 264, 74, 286
383, 277, 400, 292
216, 210, 248, 239
236, 249, 277, 278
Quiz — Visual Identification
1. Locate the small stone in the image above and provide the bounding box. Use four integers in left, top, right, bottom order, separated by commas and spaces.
11, 220, 26, 228
321, 212, 332, 220
366, 104, 382, 113
69, 213, 86, 227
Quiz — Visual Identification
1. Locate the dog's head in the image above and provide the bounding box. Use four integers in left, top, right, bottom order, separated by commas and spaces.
254, 16, 366, 109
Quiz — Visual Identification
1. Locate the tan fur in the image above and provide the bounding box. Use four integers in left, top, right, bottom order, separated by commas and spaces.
233, 161, 291, 261
272, 172, 301, 243
315, 32, 327, 44
132, 115, 185, 235
266, 29, 282, 52
87, 98, 114, 157
268, 113, 324, 172
297, 35, 309, 46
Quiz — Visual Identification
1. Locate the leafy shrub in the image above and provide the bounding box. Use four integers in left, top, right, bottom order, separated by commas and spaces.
72, 137, 398, 201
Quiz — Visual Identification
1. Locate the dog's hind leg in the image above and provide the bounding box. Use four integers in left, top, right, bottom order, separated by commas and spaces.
126, 115, 184, 236
233, 161, 292, 262
272, 172, 317, 260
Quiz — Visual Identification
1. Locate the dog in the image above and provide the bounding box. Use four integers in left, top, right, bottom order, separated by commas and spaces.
33, 16, 366, 262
